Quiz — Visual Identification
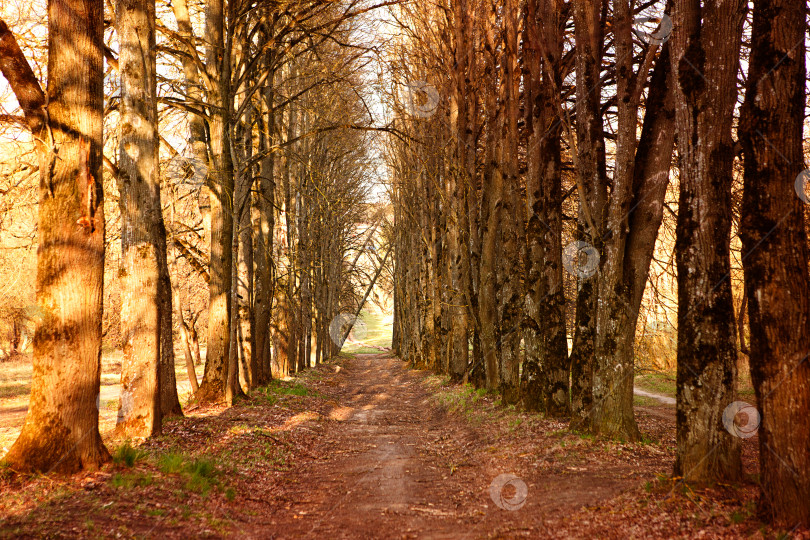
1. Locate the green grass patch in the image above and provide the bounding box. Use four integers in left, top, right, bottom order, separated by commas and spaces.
260, 380, 320, 404
157, 452, 187, 474
436, 383, 490, 416
633, 394, 663, 407
634, 372, 677, 397
112, 441, 146, 467
155, 452, 219, 497
346, 346, 382, 354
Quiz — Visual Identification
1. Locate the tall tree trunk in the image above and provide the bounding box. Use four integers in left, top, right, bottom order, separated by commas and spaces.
114, 0, 163, 437
238, 123, 256, 389
670, 0, 744, 482
448, 2, 470, 379
196, 0, 234, 404
0, 0, 109, 472
739, 0, 810, 525
495, 0, 521, 405
272, 147, 293, 378
464, 15, 483, 388
589, 0, 641, 441
522, 0, 568, 415
602, 25, 677, 435
253, 72, 275, 386
569, 0, 606, 430
226, 164, 248, 404
479, 0, 502, 392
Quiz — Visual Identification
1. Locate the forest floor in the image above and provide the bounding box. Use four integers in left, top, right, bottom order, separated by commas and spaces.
0, 351, 802, 539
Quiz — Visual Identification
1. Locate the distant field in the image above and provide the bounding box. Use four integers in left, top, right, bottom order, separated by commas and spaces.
633, 364, 756, 407
0, 350, 203, 455
341, 307, 393, 355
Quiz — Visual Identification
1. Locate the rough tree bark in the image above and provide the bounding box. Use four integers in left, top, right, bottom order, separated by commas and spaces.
478, 0, 503, 392
159, 262, 183, 416
253, 84, 275, 385
522, 0, 568, 415
196, 0, 234, 404
447, 0, 470, 380
589, 0, 642, 441
114, 0, 163, 437
589, 1, 676, 441
495, 0, 522, 405
670, 0, 744, 482
739, 0, 810, 525
569, 0, 606, 430
0, 0, 109, 471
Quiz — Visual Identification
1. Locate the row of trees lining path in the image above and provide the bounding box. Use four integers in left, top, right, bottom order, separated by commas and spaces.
384, 0, 810, 529
0, 0, 389, 472
0, 0, 809, 532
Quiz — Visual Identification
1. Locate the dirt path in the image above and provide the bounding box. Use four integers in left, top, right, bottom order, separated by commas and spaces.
256, 353, 485, 538
633, 387, 676, 406
240, 353, 665, 538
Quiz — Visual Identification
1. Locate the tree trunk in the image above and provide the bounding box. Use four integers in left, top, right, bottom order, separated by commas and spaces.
478, 0, 502, 392
238, 129, 256, 389
1, 0, 109, 472
589, 0, 641, 441
196, 0, 234, 404
226, 170, 247, 404
569, 0, 607, 431
253, 75, 275, 386
448, 1, 470, 379
114, 0, 162, 437
670, 0, 744, 482
495, 0, 522, 405
602, 27, 677, 436
159, 241, 183, 416
739, 0, 810, 525
522, 0, 568, 415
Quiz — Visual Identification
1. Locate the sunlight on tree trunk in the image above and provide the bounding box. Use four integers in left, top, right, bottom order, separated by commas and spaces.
0, 0, 109, 472
115, 0, 162, 438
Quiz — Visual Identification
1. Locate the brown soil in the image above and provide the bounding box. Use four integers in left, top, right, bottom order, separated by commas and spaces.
0, 353, 799, 539
252, 354, 654, 538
